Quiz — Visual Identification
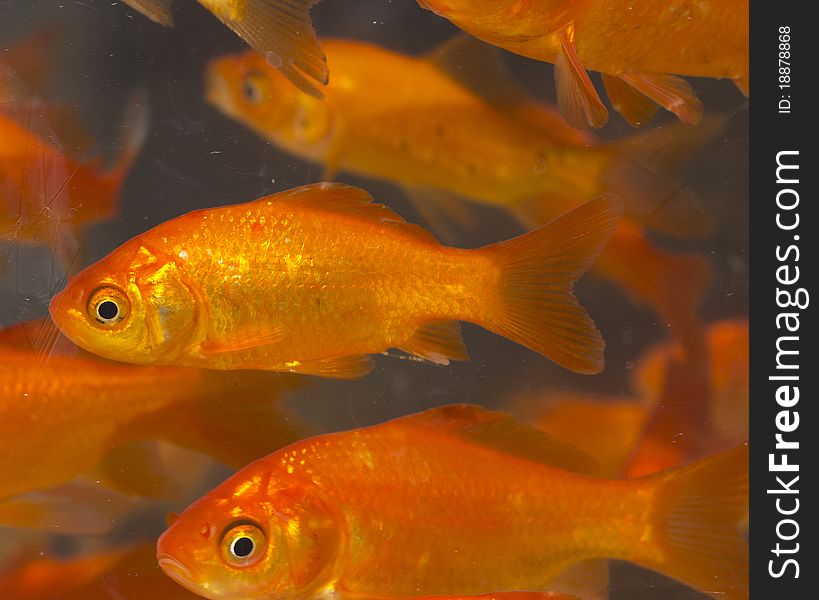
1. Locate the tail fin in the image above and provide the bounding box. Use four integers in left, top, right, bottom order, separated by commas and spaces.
592, 221, 713, 349
479, 195, 622, 374
646, 444, 749, 600
603, 115, 726, 238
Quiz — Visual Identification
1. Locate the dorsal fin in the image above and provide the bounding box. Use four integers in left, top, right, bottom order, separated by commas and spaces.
272, 183, 440, 245
426, 33, 530, 108
397, 404, 598, 475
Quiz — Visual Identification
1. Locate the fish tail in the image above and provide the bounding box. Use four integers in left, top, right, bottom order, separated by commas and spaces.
592, 221, 713, 348
645, 444, 749, 600
478, 195, 622, 374
603, 115, 726, 238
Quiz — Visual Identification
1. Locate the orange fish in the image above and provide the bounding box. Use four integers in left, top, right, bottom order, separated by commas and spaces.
0, 83, 146, 273
49, 184, 621, 378
0, 320, 302, 503
205, 40, 715, 345
157, 405, 748, 600
417, 0, 749, 128
626, 318, 749, 477
122, 0, 327, 97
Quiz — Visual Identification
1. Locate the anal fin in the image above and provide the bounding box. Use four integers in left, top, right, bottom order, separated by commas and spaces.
200, 327, 285, 357
554, 34, 608, 129
287, 354, 375, 379
618, 73, 703, 126
399, 319, 469, 365
601, 73, 658, 127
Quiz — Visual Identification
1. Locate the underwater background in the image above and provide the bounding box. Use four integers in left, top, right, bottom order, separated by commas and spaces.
0, 1, 748, 599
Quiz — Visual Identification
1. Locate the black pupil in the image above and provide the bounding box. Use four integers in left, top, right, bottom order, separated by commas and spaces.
243, 80, 257, 101
233, 536, 254, 558
97, 300, 118, 321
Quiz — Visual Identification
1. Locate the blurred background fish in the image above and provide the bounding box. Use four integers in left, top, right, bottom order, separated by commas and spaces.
0, 318, 304, 527
121, 0, 328, 97
204, 38, 719, 350
0, 29, 148, 276
417, 0, 749, 128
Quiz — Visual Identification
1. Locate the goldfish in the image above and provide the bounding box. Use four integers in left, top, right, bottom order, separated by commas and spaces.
205, 39, 715, 343
625, 318, 749, 477
417, 1, 749, 128
0, 319, 302, 503
49, 183, 621, 378
0, 543, 577, 600
0, 78, 147, 273
157, 404, 748, 600
122, 0, 327, 97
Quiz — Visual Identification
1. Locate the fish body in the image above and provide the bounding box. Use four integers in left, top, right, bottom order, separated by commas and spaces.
0, 326, 300, 501
419, 1, 748, 127
49, 184, 621, 377
157, 405, 748, 600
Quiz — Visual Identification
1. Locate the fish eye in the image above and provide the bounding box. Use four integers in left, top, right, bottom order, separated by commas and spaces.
87, 286, 130, 327
221, 521, 266, 568
241, 71, 267, 105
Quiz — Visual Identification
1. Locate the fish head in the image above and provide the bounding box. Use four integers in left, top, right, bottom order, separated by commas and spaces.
49, 240, 199, 364
205, 50, 332, 153
158, 461, 342, 600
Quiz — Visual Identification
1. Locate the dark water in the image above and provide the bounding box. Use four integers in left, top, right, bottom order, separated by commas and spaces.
0, 2, 748, 599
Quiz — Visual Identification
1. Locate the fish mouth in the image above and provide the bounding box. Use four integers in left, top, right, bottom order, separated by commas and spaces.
157, 554, 201, 590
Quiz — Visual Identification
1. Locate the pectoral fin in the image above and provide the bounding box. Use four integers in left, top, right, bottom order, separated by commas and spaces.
200, 327, 285, 356
554, 34, 608, 129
